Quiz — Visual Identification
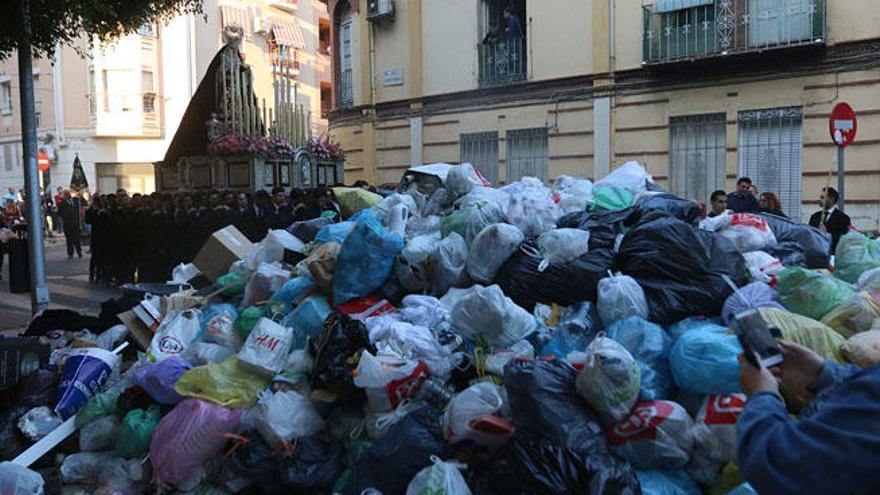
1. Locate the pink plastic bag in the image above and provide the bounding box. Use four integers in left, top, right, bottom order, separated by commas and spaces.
149, 399, 242, 485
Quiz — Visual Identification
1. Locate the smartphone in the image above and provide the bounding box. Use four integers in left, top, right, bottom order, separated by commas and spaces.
733, 309, 784, 368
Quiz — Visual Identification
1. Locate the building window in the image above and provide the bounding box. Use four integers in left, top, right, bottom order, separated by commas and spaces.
505, 127, 548, 183
738, 106, 804, 219
271, 42, 299, 70
0, 81, 12, 115
143, 93, 156, 113
335, 1, 354, 107
141, 70, 154, 92
479, 0, 527, 88
460, 131, 500, 185
3, 144, 11, 171
320, 82, 331, 118
87, 69, 97, 114
138, 22, 155, 37
669, 113, 726, 204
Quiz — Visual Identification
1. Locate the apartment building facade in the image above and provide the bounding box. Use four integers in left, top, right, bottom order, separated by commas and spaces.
0, 0, 331, 196
326, 0, 880, 229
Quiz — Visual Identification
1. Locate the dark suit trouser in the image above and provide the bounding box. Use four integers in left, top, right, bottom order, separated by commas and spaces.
65, 230, 82, 257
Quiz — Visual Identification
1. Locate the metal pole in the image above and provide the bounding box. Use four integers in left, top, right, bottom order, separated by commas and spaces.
17, 0, 49, 313
837, 145, 845, 211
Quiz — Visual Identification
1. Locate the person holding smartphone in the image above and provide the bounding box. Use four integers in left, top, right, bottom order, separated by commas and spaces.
736, 341, 880, 495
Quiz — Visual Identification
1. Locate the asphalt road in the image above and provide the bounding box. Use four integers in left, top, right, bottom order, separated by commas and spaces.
0, 238, 120, 332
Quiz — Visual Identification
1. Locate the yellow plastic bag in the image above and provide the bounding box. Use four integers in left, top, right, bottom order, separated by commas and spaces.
332, 187, 383, 218
820, 292, 880, 338
758, 307, 846, 362
174, 357, 269, 408
841, 325, 880, 368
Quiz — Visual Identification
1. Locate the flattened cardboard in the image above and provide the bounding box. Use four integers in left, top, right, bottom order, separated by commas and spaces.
193, 225, 255, 282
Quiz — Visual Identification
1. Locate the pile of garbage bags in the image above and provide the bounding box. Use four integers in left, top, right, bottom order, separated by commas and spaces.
3, 160, 880, 495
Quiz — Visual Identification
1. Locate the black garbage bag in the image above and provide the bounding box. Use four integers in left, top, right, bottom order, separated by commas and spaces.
0, 406, 29, 460
758, 213, 830, 268
345, 406, 452, 495
629, 193, 702, 226
762, 241, 808, 268
229, 433, 343, 494
16, 369, 58, 408
615, 211, 748, 324
557, 208, 634, 251
25, 309, 119, 336
495, 242, 615, 312
472, 360, 640, 494
287, 217, 333, 243
309, 312, 374, 397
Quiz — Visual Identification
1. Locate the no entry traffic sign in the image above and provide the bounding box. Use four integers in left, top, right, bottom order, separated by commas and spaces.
830, 102, 857, 147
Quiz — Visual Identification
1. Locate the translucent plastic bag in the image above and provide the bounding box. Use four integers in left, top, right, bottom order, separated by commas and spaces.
374, 193, 420, 224
446, 162, 486, 198
406, 456, 472, 495
466, 201, 506, 244
431, 232, 469, 296
183, 342, 236, 365
280, 294, 332, 350
450, 284, 537, 347
117, 405, 161, 458
269, 277, 316, 316
371, 320, 453, 379
594, 161, 654, 194
575, 335, 641, 425
757, 307, 846, 363
245, 229, 305, 270
607, 400, 695, 469
485, 340, 534, 376
669, 327, 741, 395
820, 291, 880, 337
255, 390, 323, 446
315, 221, 355, 245
354, 352, 429, 412
553, 175, 594, 214
742, 251, 784, 286
443, 382, 509, 449
700, 213, 776, 253
841, 328, 880, 368
440, 206, 473, 239
175, 357, 270, 408
457, 186, 510, 215
536, 228, 590, 271
75, 390, 119, 428
721, 282, 786, 325
200, 303, 241, 349
777, 267, 853, 321
333, 187, 383, 218
835, 232, 880, 283
397, 234, 440, 292
606, 317, 673, 401
242, 262, 292, 308
857, 267, 880, 292
148, 308, 202, 362
150, 399, 243, 485
598, 272, 649, 326
60, 452, 143, 485
333, 213, 405, 305
79, 414, 118, 451
0, 462, 44, 495
690, 394, 745, 465
505, 177, 560, 238
237, 317, 294, 375
18, 406, 62, 441
133, 356, 192, 405
635, 469, 701, 495
467, 223, 524, 284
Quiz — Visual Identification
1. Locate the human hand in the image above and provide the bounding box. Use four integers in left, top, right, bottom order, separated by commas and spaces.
818, 224, 827, 231
772, 340, 824, 404
738, 353, 779, 397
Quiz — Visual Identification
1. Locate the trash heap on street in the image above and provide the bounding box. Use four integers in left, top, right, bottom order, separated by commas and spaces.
2, 161, 880, 495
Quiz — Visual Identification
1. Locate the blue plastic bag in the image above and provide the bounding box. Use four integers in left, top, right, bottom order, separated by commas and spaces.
200, 304, 238, 329
56, 348, 120, 420
670, 326, 742, 395
726, 483, 759, 495
281, 294, 332, 349
315, 221, 355, 245
133, 357, 193, 405
606, 317, 673, 400
332, 215, 404, 305
540, 302, 601, 358
269, 277, 315, 316
636, 469, 701, 495
721, 282, 786, 325
667, 317, 726, 341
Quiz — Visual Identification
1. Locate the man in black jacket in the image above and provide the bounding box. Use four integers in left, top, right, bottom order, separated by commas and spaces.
808, 186, 851, 253
57, 190, 82, 258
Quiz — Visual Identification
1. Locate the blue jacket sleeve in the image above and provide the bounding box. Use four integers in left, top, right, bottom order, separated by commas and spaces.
737, 365, 880, 495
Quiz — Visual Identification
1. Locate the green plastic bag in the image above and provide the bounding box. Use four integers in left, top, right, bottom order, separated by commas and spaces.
174, 357, 269, 408
440, 207, 473, 239
116, 405, 161, 458
74, 391, 119, 428
217, 272, 248, 296
835, 232, 880, 283
590, 185, 634, 212
777, 267, 853, 321
234, 306, 263, 341
332, 187, 383, 218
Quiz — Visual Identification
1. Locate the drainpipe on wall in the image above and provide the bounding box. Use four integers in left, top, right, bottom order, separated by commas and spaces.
52, 44, 64, 144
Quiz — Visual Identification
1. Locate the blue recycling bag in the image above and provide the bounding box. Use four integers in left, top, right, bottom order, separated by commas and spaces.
332, 214, 404, 305
315, 221, 355, 245
281, 294, 332, 349
636, 469, 701, 495
670, 325, 742, 395
56, 348, 120, 420
667, 317, 727, 341
269, 277, 316, 316
200, 304, 238, 329
606, 317, 673, 400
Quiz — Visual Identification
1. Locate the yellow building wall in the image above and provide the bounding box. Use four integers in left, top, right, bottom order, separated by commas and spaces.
421, 0, 480, 96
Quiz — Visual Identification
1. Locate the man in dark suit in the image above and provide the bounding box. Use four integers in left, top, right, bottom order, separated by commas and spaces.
267, 186, 293, 230
728, 177, 759, 213
234, 192, 263, 242
57, 190, 82, 258
809, 186, 851, 253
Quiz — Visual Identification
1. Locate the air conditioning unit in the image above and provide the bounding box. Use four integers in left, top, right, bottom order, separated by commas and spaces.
251, 7, 269, 34
366, 0, 394, 23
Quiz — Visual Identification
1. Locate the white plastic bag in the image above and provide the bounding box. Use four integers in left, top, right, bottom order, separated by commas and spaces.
443, 382, 508, 448
255, 390, 323, 446
857, 267, 880, 292
451, 284, 537, 347
365, 400, 420, 439
202, 309, 241, 350
466, 201, 506, 244
237, 317, 294, 375
688, 394, 746, 484
457, 187, 510, 215
79, 414, 119, 451
594, 161, 654, 194
374, 193, 420, 224
742, 251, 785, 285
18, 406, 63, 441
505, 177, 561, 238
371, 320, 453, 380
575, 335, 641, 425
397, 233, 441, 292
467, 223, 524, 284
597, 272, 649, 326
149, 309, 202, 362
0, 462, 44, 495
536, 228, 590, 271
484, 340, 534, 376
406, 456, 472, 495
183, 342, 236, 365
606, 400, 695, 469
60, 452, 143, 485
431, 232, 469, 296
699, 213, 777, 253
171, 263, 200, 283
553, 175, 594, 214
354, 351, 429, 412
241, 262, 291, 308
245, 230, 304, 270
445, 162, 485, 198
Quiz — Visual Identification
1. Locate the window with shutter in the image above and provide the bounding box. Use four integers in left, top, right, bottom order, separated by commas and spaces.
506, 128, 548, 183
669, 113, 726, 203
460, 132, 499, 185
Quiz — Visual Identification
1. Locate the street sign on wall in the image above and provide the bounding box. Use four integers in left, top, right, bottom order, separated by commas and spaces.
37, 152, 50, 171
829, 102, 857, 147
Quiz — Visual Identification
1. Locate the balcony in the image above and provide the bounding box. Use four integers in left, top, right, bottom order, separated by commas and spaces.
642, 0, 826, 65
479, 37, 527, 88
271, 47, 300, 74
337, 68, 353, 107
268, 0, 297, 13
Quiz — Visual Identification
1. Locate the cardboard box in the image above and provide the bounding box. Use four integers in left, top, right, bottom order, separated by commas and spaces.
193, 225, 255, 282
0, 337, 50, 389
118, 310, 154, 350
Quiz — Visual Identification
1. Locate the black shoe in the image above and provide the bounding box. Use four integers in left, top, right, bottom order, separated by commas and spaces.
78, 253, 82, 258
67, 255, 73, 260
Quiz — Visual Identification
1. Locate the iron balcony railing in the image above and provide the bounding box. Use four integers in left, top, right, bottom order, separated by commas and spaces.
479, 37, 527, 88
642, 0, 826, 64
338, 69, 353, 107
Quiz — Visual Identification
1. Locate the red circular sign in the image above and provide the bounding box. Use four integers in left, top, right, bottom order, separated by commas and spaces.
37, 152, 50, 171
829, 102, 857, 148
